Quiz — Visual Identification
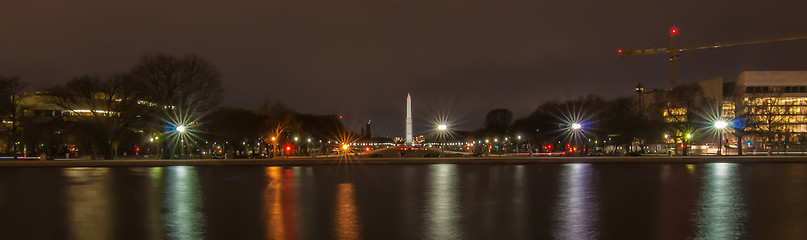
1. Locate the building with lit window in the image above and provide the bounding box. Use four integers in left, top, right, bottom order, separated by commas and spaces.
735, 71, 807, 150
639, 71, 807, 154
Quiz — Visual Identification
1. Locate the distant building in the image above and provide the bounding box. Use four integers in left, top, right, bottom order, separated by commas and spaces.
646, 71, 807, 153
735, 71, 807, 147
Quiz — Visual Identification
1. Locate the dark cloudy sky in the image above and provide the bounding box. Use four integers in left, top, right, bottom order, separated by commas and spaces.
2, 0, 807, 137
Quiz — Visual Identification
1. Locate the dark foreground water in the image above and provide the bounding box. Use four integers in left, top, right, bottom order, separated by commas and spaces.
1, 163, 806, 239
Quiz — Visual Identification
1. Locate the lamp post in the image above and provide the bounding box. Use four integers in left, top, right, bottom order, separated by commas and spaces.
175, 125, 187, 159
571, 122, 582, 156
517, 135, 522, 154
270, 137, 277, 158
685, 133, 692, 156
437, 124, 447, 157
715, 120, 728, 156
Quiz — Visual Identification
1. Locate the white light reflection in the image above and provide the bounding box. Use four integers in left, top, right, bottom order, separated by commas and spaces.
425, 164, 463, 239
165, 166, 206, 240
694, 163, 747, 239
554, 164, 597, 239
147, 167, 164, 240
63, 167, 112, 240
512, 165, 526, 239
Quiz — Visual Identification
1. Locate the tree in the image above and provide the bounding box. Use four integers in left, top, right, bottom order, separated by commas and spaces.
0, 76, 28, 158
484, 109, 513, 134
510, 101, 561, 155
259, 101, 301, 158
129, 54, 223, 158
599, 96, 665, 154
45, 75, 146, 159
130, 54, 223, 112
205, 107, 263, 156
744, 93, 792, 152
656, 84, 709, 156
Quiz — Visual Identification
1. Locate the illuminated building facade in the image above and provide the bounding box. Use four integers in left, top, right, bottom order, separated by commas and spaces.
646, 71, 807, 154
736, 71, 807, 149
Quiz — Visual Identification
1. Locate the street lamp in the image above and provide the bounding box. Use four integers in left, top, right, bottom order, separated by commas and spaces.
517, 135, 522, 154
174, 125, 188, 158
684, 133, 692, 156
437, 124, 447, 157
715, 120, 728, 156
570, 122, 583, 155
270, 137, 277, 158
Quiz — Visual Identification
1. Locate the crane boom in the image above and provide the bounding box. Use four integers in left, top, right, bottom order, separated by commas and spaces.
621, 34, 807, 55
619, 29, 807, 89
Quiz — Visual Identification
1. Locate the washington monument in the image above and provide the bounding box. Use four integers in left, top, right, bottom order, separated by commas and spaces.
406, 93, 413, 145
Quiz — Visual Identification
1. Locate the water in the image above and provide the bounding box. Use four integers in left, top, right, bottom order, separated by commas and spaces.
1, 163, 806, 239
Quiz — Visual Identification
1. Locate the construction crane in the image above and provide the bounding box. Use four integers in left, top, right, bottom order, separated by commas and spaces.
618, 28, 807, 89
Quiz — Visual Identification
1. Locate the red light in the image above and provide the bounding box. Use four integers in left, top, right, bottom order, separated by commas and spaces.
489, 146, 493, 150
285, 146, 292, 151
671, 28, 678, 35
680, 144, 684, 148
365, 147, 370, 152
618, 49, 623, 54
339, 115, 343, 119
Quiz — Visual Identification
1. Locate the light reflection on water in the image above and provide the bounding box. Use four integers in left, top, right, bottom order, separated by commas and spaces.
693, 163, 747, 239
263, 167, 301, 240
164, 166, 206, 240
511, 165, 526, 239
264, 167, 286, 239
425, 164, 463, 240
4, 163, 806, 239
147, 167, 165, 240
335, 183, 360, 240
554, 163, 597, 239
63, 167, 112, 240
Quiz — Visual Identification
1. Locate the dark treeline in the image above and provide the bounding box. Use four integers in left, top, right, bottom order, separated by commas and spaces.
0, 54, 347, 159
465, 83, 724, 156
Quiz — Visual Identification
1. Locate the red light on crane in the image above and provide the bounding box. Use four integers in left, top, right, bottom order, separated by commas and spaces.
671, 28, 679, 35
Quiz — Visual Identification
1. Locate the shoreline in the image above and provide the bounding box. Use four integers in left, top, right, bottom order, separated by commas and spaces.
3, 155, 807, 167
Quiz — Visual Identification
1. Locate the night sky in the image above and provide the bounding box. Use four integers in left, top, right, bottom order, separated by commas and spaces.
2, 0, 807, 137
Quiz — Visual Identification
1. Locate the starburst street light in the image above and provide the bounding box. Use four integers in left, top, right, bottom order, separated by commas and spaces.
571, 123, 582, 130
437, 124, 448, 157
714, 120, 728, 129
161, 107, 205, 159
